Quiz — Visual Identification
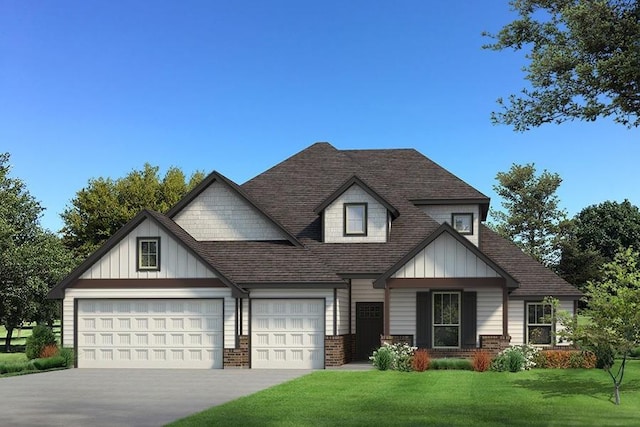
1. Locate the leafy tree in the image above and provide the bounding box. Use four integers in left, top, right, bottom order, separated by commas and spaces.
558, 200, 640, 289
484, 0, 640, 130
61, 164, 204, 258
0, 153, 74, 351
556, 248, 640, 405
490, 163, 567, 266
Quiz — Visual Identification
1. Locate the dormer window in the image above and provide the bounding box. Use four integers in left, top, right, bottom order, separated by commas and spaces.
344, 203, 367, 236
452, 213, 473, 235
137, 237, 160, 271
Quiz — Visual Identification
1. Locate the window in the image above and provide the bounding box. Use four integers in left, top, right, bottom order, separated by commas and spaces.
452, 213, 473, 235
137, 237, 160, 271
344, 203, 367, 236
433, 292, 460, 348
527, 302, 553, 345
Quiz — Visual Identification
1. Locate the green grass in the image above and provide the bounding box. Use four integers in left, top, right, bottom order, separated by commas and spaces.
0, 353, 27, 364
170, 361, 640, 427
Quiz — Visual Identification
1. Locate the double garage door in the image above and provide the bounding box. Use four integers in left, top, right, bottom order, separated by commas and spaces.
77, 299, 224, 369
76, 298, 325, 369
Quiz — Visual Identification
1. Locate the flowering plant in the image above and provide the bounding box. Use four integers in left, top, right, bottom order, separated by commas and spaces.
369, 342, 417, 371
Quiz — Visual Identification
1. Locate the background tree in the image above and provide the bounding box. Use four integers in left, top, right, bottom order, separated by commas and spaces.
558, 200, 640, 290
557, 247, 640, 405
61, 164, 204, 258
484, 0, 640, 130
0, 153, 74, 351
490, 163, 567, 266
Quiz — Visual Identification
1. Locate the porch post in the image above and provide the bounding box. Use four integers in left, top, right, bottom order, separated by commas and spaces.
384, 284, 390, 336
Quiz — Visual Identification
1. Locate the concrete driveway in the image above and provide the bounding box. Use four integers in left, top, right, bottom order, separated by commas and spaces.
0, 368, 311, 427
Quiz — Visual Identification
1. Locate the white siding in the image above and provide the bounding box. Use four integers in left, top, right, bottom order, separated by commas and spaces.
173, 181, 286, 241
421, 204, 480, 246
508, 299, 525, 345
350, 279, 384, 331
389, 287, 503, 346
63, 288, 236, 349
249, 289, 334, 335
81, 219, 216, 280
324, 185, 388, 243
391, 233, 500, 279
336, 288, 349, 335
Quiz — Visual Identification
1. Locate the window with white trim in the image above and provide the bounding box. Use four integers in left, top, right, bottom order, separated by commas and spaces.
344, 203, 367, 236
137, 237, 160, 271
527, 302, 553, 345
433, 292, 460, 348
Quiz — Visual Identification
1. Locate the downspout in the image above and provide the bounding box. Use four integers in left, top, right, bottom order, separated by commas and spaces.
384, 283, 391, 336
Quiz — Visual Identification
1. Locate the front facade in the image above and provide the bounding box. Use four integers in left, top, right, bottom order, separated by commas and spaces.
49, 143, 581, 369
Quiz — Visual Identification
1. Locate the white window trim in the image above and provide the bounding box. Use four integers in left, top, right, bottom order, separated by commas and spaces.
432, 291, 461, 349
526, 302, 553, 346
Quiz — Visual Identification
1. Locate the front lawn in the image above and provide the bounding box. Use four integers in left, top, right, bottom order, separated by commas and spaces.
170, 361, 640, 427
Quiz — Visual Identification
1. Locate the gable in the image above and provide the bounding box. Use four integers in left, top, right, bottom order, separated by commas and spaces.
81, 218, 217, 279
173, 180, 288, 241
391, 232, 500, 279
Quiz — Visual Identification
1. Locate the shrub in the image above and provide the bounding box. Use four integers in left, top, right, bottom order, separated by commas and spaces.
430, 358, 473, 371
59, 347, 75, 368
535, 350, 597, 369
25, 325, 57, 360
32, 356, 66, 371
630, 347, 640, 358
491, 345, 538, 372
411, 349, 430, 372
40, 344, 59, 359
371, 346, 394, 370
472, 350, 492, 372
369, 342, 417, 372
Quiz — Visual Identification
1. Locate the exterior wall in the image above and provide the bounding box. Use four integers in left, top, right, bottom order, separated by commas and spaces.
389, 287, 503, 347
508, 298, 574, 346
421, 204, 480, 246
336, 288, 349, 335
63, 288, 236, 349
173, 181, 286, 241
324, 185, 388, 243
350, 279, 384, 331
81, 219, 216, 280
248, 289, 334, 334
325, 335, 351, 366
223, 335, 249, 368
391, 233, 500, 279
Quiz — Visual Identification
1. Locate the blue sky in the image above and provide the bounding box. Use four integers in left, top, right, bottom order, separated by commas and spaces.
1, 1, 637, 233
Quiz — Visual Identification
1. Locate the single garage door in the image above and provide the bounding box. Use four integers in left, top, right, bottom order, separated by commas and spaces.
77, 299, 223, 369
251, 299, 325, 369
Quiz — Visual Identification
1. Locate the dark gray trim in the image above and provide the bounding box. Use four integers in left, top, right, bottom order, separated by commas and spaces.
373, 222, 519, 289
416, 292, 431, 348
166, 171, 303, 248
338, 273, 382, 279
313, 175, 400, 218
509, 294, 583, 300
461, 291, 477, 349
333, 288, 337, 336
451, 213, 474, 235
136, 236, 161, 272
410, 198, 490, 221
240, 282, 348, 289
73, 298, 78, 368
343, 203, 368, 236
348, 279, 352, 335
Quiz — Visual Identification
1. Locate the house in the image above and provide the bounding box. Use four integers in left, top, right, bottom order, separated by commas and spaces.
48, 142, 581, 369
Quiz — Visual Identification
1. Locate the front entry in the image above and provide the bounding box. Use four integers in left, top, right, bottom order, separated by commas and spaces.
355, 302, 383, 360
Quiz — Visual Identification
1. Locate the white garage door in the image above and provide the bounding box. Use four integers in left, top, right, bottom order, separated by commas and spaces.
77, 299, 223, 369
251, 299, 325, 369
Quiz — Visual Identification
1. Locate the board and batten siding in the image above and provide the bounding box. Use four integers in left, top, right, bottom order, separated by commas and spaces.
389, 287, 503, 346
324, 185, 388, 243
391, 232, 500, 279
63, 288, 236, 349
336, 288, 349, 335
420, 204, 480, 246
508, 299, 573, 346
350, 279, 384, 331
248, 289, 334, 335
81, 219, 216, 280
173, 181, 286, 241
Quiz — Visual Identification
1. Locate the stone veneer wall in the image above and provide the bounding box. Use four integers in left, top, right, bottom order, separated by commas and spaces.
325, 335, 352, 366
223, 336, 249, 368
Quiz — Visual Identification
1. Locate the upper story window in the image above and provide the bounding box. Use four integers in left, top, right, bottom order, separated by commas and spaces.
137, 237, 160, 271
344, 203, 367, 236
452, 213, 473, 235
527, 302, 553, 345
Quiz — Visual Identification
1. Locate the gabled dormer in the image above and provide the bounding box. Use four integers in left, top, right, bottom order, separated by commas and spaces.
314, 175, 399, 243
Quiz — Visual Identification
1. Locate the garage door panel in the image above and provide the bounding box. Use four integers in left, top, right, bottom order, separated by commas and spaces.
77, 299, 223, 369
251, 299, 325, 369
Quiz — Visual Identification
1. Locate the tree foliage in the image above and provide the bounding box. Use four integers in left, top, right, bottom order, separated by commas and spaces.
0, 153, 75, 351
61, 164, 204, 259
558, 200, 640, 289
490, 163, 567, 266
557, 247, 640, 405
484, 0, 640, 130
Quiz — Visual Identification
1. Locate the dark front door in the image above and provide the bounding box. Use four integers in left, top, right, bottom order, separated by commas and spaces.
355, 302, 384, 360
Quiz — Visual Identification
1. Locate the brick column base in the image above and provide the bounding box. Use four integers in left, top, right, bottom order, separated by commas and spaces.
480, 335, 511, 355
223, 335, 249, 368
325, 335, 352, 366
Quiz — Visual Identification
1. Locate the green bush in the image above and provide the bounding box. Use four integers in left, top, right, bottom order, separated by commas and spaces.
629, 347, 640, 358
25, 325, 57, 360
371, 346, 394, 370
32, 356, 66, 370
0, 361, 35, 374
59, 347, 75, 367
492, 345, 538, 372
429, 358, 473, 371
